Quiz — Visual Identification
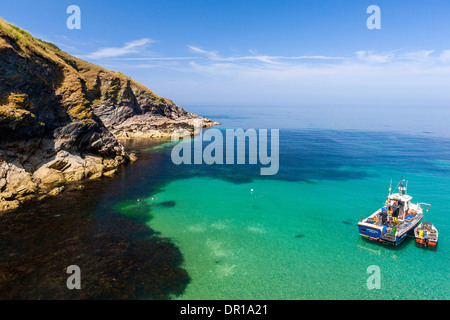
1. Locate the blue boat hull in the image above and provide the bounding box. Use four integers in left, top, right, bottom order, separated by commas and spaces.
358, 225, 381, 240
358, 221, 419, 245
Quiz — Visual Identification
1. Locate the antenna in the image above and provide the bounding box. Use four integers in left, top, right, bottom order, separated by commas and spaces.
398, 176, 407, 195
398, 176, 408, 195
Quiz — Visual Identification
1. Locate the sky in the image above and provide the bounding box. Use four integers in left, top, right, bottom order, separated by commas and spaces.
1, 0, 450, 107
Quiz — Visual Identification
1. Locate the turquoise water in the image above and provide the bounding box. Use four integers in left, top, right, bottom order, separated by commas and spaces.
112, 106, 450, 300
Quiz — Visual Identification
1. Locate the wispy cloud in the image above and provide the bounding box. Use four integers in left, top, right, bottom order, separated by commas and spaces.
188, 45, 343, 64
168, 46, 450, 106
187, 45, 450, 68
110, 57, 197, 61
74, 42, 450, 107
401, 50, 435, 62
438, 50, 450, 62
188, 46, 221, 60
356, 50, 393, 63
185, 46, 450, 73
84, 38, 154, 59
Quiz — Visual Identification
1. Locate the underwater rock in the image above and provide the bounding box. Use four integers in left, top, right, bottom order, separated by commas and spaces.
157, 201, 176, 208
0, 187, 189, 299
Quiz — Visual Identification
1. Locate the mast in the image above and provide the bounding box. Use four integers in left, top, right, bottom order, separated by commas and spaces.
399, 176, 406, 195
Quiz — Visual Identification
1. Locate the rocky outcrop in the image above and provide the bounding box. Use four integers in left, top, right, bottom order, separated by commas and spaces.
0, 18, 217, 213
87, 72, 217, 139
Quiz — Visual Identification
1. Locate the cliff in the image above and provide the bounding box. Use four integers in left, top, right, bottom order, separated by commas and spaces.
0, 18, 216, 212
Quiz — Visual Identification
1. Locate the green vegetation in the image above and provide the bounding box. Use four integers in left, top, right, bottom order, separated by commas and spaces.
38, 39, 60, 51
0, 16, 178, 130
0, 105, 36, 123
9, 24, 32, 38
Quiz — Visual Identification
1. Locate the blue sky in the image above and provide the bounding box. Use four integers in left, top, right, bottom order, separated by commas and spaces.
1, 0, 450, 107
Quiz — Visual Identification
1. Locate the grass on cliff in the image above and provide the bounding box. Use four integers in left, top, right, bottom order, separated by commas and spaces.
0, 17, 176, 121
0, 18, 59, 51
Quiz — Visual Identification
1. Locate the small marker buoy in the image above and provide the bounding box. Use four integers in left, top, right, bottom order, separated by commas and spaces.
251, 189, 254, 192
137, 198, 140, 202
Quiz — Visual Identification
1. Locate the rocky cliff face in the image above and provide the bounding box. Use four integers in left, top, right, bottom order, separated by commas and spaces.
0, 18, 216, 212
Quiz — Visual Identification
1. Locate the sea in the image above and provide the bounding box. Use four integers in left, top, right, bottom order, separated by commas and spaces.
1, 105, 449, 299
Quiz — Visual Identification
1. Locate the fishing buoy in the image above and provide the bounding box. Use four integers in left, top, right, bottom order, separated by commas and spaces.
137, 198, 140, 202
251, 189, 254, 192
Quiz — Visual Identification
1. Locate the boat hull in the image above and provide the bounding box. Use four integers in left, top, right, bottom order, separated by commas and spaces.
358, 216, 422, 246
358, 225, 381, 241
415, 239, 437, 246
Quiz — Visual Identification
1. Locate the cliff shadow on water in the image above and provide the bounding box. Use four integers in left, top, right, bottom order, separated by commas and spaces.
0, 146, 190, 299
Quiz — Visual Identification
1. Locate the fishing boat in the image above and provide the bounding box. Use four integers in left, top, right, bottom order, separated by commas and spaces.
414, 222, 438, 247
357, 177, 431, 245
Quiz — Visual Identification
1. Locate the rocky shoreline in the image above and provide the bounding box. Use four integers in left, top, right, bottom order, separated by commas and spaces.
0, 18, 218, 213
